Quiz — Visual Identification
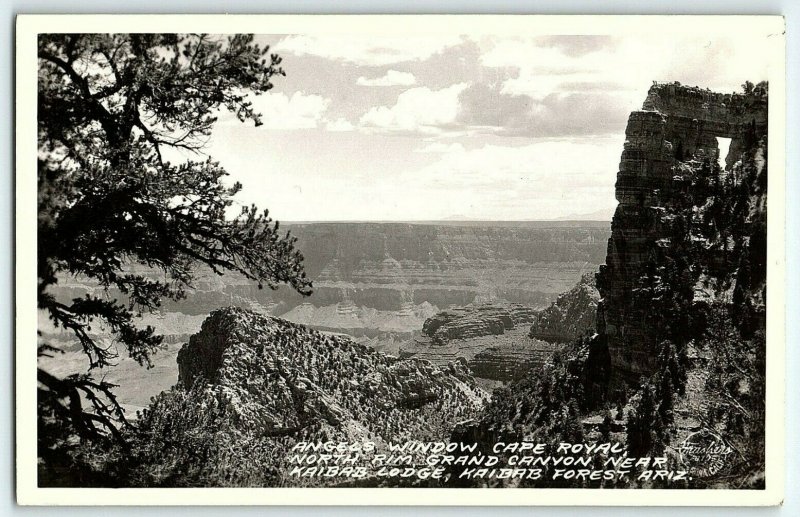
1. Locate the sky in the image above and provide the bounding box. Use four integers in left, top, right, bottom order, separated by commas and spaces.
201, 33, 772, 222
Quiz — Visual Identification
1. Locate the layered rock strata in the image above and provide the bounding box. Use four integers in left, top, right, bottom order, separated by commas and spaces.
135, 307, 488, 486
596, 82, 768, 383
49, 222, 609, 316
401, 326, 561, 383
467, 338, 562, 382
42, 223, 608, 409
421, 303, 537, 345
528, 272, 599, 342
402, 304, 560, 382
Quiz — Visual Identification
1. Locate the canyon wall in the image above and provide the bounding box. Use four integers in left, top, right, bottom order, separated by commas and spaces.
284, 222, 608, 310
42, 222, 608, 406
400, 303, 562, 382
460, 83, 769, 489
596, 82, 768, 383
528, 272, 598, 343
48, 221, 609, 345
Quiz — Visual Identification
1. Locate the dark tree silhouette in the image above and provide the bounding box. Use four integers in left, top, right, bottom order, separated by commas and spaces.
37, 34, 312, 460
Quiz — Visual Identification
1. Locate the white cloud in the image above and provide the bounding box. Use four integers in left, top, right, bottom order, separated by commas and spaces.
209, 32, 775, 221
481, 38, 626, 100
248, 91, 330, 130
400, 139, 621, 219
413, 142, 465, 154
274, 35, 463, 66
325, 117, 356, 132
359, 82, 469, 134
480, 35, 771, 100
407, 140, 615, 187
356, 70, 417, 87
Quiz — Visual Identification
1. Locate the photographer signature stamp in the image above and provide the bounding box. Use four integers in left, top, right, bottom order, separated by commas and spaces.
678, 430, 734, 479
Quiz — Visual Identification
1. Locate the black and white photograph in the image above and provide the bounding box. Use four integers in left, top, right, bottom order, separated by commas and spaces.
15, 14, 787, 506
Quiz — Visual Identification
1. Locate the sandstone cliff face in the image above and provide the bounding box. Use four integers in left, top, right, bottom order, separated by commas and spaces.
134, 307, 487, 486
421, 303, 537, 345
457, 83, 769, 489
528, 272, 598, 343
400, 303, 559, 382
46, 222, 608, 342
596, 82, 768, 383
42, 223, 608, 410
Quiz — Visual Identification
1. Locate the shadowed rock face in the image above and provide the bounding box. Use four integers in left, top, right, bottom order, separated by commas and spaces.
421, 303, 537, 345
596, 82, 768, 383
401, 303, 559, 382
528, 272, 599, 343
445, 83, 768, 490
137, 307, 489, 485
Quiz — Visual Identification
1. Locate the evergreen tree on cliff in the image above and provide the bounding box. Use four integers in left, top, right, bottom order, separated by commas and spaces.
37, 34, 312, 481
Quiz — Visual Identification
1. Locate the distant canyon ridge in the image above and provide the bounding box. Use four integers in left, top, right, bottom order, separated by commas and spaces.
41, 220, 609, 411
49, 221, 609, 341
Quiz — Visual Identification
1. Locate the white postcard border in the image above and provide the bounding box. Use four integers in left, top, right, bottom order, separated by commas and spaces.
15, 14, 787, 506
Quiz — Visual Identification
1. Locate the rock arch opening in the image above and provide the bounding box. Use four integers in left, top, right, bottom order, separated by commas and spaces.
716, 136, 732, 170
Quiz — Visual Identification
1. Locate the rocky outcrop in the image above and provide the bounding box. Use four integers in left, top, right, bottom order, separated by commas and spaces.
400, 303, 559, 382
136, 307, 487, 486
402, 324, 561, 383
448, 82, 769, 489
468, 339, 562, 382
596, 82, 768, 384
528, 272, 599, 342
175, 307, 485, 426
422, 303, 537, 345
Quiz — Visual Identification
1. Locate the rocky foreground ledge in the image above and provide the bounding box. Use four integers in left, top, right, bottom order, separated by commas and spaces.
176, 307, 487, 427
133, 307, 487, 486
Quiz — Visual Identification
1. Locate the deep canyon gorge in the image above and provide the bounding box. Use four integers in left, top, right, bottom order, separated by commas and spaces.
38, 81, 769, 489
39, 221, 610, 411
